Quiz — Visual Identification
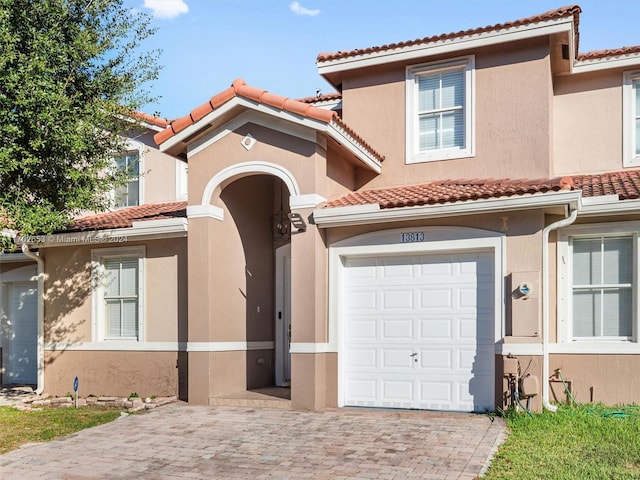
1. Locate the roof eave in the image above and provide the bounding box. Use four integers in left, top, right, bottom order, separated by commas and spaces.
17, 218, 188, 248
318, 17, 575, 88
313, 190, 581, 228
160, 96, 382, 174
572, 52, 640, 74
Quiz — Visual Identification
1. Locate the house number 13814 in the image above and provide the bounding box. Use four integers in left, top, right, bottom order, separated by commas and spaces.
401, 232, 425, 243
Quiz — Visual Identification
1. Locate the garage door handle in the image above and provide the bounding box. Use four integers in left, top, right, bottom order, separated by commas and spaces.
409, 353, 417, 357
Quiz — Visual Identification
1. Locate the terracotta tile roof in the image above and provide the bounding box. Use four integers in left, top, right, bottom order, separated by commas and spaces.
572, 170, 640, 200
130, 111, 170, 129
61, 201, 187, 232
295, 92, 342, 104
325, 177, 574, 209
325, 169, 640, 210
153, 79, 382, 162
577, 45, 640, 61
317, 5, 581, 64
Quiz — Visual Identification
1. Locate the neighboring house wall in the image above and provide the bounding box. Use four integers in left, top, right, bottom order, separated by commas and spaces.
40, 238, 187, 397
134, 130, 188, 204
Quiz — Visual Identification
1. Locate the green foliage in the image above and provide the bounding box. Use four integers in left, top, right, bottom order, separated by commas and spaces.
0, 405, 122, 454
128, 392, 139, 398
484, 404, 640, 479
0, 0, 160, 241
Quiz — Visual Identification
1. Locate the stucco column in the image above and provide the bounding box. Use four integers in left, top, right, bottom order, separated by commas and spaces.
290, 210, 330, 410
186, 216, 216, 404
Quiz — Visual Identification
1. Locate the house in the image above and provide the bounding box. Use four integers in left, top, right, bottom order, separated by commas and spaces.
3, 4, 640, 412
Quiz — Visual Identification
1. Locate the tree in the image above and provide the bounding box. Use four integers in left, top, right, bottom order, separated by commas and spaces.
0, 0, 160, 242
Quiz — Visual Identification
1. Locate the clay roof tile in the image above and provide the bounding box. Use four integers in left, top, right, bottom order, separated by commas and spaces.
317, 5, 582, 63
61, 201, 187, 233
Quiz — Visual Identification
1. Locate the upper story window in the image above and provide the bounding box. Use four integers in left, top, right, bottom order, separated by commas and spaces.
114, 151, 140, 207
623, 71, 640, 167
91, 246, 145, 342
406, 56, 474, 164
558, 223, 638, 344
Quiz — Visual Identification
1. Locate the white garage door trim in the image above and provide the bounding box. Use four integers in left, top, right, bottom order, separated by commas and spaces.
329, 226, 504, 411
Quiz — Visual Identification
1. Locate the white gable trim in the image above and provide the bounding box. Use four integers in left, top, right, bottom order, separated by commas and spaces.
200, 161, 301, 208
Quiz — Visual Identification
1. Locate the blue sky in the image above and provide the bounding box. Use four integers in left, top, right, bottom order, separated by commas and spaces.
128, 1, 640, 119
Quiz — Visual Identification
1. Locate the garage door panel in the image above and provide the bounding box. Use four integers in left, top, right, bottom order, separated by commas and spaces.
347, 319, 377, 340
382, 290, 414, 310
382, 379, 414, 403
381, 262, 414, 278
347, 289, 378, 311
382, 319, 413, 339
418, 318, 452, 339
382, 349, 415, 368
346, 348, 377, 368
419, 288, 453, 309
418, 381, 452, 404
345, 379, 377, 404
343, 251, 495, 412
419, 349, 452, 369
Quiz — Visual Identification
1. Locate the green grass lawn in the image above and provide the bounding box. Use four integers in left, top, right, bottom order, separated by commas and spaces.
0, 405, 123, 454
484, 404, 640, 480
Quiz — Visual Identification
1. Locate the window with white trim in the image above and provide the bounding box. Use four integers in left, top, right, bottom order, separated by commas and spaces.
114, 151, 140, 207
558, 224, 638, 343
91, 247, 145, 342
623, 71, 640, 167
406, 56, 474, 164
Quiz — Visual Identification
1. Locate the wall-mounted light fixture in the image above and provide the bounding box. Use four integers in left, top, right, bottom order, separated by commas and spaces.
288, 213, 307, 233
272, 183, 290, 241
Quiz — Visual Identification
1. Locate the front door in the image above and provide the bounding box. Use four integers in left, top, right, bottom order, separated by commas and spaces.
275, 244, 291, 386
6, 282, 38, 385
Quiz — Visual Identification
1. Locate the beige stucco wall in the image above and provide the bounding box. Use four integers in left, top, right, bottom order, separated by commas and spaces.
135, 130, 186, 204
338, 38, 554, 190
39, 237, 187, 395
553, 69, 626, 175
549, 355, 640, 406
44, 351, 179, 398
41, 238, 187, 345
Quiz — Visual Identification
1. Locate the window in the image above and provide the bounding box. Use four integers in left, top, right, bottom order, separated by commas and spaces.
406, 56, 474, 164
91, 247, 145, 342
558, 223, 638, 344
114, 151, 140, 207
623, 71, 640, 167
571, 236, 633, 338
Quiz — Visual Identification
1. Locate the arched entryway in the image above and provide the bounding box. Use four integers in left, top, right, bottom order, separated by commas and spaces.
215, 173, 292, 396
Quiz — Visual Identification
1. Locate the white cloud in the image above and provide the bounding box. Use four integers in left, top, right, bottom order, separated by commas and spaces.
289, 1, 320, 16
143, 0, 189, 19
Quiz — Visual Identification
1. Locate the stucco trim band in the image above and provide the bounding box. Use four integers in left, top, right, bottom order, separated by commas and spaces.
496, 343, 640, 356
289, 342, 338, 354
45, 341, 275, 352
186, 341, 275, 352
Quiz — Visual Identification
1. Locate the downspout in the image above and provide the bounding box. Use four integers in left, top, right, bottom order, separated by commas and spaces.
20, 244, 45, 395
542, 206, 578, 412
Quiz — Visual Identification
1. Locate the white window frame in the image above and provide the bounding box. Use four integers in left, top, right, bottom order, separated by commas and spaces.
557, 222, 639, 345
405, 55, 475, 164
113, 139, 144, 208
91, 246, 145, 343
623, 70, 640, 167
175, 160, 188, 201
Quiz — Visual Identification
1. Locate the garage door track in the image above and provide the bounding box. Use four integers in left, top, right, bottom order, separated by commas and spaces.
0, 403, 506, 479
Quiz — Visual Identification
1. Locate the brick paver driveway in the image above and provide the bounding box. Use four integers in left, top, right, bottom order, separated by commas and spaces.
0, 403, 506, 479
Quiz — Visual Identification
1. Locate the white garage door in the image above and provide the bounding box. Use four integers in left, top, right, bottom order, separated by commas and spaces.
343, 251, 495, 412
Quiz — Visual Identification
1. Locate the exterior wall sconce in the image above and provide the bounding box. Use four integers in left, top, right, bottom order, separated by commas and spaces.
272, 206, 290, 240
288, 212, 307, 232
